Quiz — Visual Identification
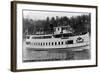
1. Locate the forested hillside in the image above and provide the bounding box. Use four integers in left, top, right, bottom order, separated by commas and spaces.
23, 14, 91, 35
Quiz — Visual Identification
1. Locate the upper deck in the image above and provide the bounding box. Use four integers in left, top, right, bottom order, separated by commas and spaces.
25, 25, 75, 39
25, 31, 88, 40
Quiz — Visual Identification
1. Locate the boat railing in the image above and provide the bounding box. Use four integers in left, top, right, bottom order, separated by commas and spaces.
25, 32, 88, 40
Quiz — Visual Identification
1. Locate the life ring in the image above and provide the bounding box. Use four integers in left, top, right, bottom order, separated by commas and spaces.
76, 37, 84, 43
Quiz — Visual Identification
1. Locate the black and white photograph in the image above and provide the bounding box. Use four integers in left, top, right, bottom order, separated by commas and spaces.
22, 10, 91, 62
11, 1, 97, 71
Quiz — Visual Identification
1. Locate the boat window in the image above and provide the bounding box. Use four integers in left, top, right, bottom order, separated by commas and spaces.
43, 36, 52, 38
32, 37, 35, 39
32, 36, 52, 39
82, 32, 87, 35
63, 33, 73, 37
34, 43, 35, 45
58, 28, 59, 30
55, 42, 57, 45
43, 43, 45, 45
62, 27, 65, 30
54, 34, 62, 38
68, 40, 73, 44
58, 42, 60, 45
61, 41, 63, 45
65, 41, 68, 44
34, 43, 36, 45
41, 43, 42, 45
26, 36, 30, 39
38, 43, 40, 45
46, 43, 47, 45
35, 43, 37, 45
49, 42, 50, 45
74, 32, 87, 35
52, 42, 53, 45
63, 34, 68, 37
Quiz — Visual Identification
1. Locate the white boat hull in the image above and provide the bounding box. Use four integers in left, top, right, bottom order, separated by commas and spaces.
25, 32, 90, 51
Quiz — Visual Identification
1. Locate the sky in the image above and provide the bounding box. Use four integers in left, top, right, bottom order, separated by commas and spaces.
23, 10, 90, 20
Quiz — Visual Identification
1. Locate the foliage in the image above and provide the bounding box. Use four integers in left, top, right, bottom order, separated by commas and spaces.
23, 14, 91, 35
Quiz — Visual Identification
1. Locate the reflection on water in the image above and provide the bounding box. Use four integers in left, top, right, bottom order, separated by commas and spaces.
22, 41, 90, 62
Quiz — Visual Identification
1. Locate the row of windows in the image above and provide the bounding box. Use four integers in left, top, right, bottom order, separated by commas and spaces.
31, 33, 74, 39
33, 40, 73, 46
32, 36, 52, 39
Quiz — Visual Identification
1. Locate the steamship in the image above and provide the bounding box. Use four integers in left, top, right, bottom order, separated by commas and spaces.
25, 25, 90, 51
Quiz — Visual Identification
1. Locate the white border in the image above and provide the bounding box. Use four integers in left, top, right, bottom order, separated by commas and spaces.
17, 3, 96, 69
